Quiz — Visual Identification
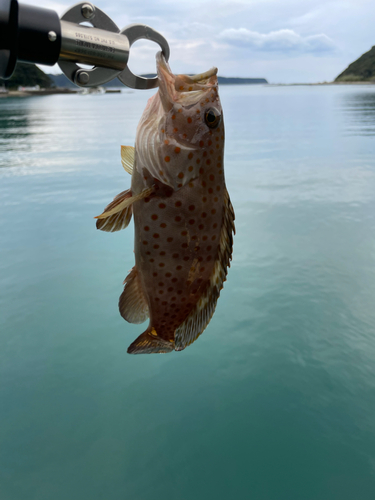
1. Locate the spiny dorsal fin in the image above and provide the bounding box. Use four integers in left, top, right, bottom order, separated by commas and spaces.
95, 187, 153, 220
174, 188, 235, 351
119, 266, 149, 324
96, 189, 133, 232
127, 327, 174, 354
121, 145, 135, 175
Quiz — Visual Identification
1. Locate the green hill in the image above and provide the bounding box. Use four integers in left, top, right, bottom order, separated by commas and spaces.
0, 63, 53, 89
335, 46, 375, 82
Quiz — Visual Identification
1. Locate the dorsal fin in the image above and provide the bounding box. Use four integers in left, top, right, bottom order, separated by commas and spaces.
127, 327, 174, 354
96, 189, 133, 232
119, 266, 149, 324
174, 188, 235, 351
121, 145, 135, 175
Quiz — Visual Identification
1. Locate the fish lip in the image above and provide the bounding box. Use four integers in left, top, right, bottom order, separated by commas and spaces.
156, 51, 219, 110
156, 52, 176, 111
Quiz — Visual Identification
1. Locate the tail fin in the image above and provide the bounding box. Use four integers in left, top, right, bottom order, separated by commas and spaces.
127, 327, 174, 354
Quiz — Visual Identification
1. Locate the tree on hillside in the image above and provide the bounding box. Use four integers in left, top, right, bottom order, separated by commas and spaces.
0, 63, 53, 89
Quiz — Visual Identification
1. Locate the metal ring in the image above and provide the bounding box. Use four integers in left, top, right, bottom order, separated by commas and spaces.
117, 24, 170, 90
58, 2, 123, 87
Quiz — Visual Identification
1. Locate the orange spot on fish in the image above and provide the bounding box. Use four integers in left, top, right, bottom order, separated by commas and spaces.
196, 159, 201, 164
164, 156, 170, 162
159, 203, 166, 209
174, 128, 178, 133
164, 140, 169, 145
188, 152, 193, 159
144, 226, 150, 231
175, 147, 181, 153
187, 117, 192, 123
189, 86, 193, 91
206, 159, 211, 165
209, 174, 214, 181
167, 237, 173, 242
188, 166, 193, 172
199, 140, 204, 147
160, 223, 167, 228
153, 233, 160, 239
179, 86, 184, 90
151, 214, 158, 220
175, 201, 182, 207
175, 216, 182, 222
172, 115, 176, 120
178, 172, 184, 179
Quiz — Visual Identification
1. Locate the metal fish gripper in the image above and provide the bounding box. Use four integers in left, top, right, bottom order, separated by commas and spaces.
0, 0, 170, 89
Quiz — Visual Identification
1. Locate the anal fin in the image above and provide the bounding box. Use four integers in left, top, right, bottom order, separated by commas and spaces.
127, 327, 174, 354
119, 266, 149, 324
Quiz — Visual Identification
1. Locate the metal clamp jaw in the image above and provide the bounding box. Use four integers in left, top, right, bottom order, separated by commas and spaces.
0, 0, 170, 89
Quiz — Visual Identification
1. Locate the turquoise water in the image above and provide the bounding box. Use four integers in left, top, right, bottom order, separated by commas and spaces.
2, 84, 375, 499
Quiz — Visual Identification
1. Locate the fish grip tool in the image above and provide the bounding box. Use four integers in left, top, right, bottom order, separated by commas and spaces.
0, 0, 170, 89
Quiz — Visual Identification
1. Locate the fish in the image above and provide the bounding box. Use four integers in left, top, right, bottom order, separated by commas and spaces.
95, 52, 235, 354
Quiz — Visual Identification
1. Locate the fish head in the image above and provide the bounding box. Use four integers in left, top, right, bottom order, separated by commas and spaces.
135, 52, 224, 190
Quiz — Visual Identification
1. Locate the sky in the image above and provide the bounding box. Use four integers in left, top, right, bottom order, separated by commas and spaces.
27, 0, 375, 83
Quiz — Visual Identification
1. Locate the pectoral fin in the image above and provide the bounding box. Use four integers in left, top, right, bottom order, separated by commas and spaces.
121, 146, 135, 175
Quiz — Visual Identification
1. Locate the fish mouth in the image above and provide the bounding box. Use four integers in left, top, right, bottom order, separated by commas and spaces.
156, 52, 218, 110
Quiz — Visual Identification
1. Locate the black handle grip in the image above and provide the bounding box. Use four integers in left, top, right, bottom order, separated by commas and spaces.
0, 0, 61, 79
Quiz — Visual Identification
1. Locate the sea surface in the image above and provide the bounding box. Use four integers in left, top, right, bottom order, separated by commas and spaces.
1, 84, 375, 499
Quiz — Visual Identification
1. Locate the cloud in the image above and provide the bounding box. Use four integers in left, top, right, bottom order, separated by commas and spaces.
219, 28, 337, 54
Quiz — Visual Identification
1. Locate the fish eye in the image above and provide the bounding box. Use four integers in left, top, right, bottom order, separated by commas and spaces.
204, 108, 221, 129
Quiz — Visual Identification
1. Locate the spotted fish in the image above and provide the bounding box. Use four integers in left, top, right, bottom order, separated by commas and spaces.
95, 52, 235, 354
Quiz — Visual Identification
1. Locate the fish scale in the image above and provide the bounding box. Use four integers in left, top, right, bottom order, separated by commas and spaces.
95, 52, 235, 354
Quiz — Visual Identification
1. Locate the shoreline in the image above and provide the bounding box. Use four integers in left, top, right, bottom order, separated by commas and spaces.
1, 81, 374, 98
0, 87, 122, 98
